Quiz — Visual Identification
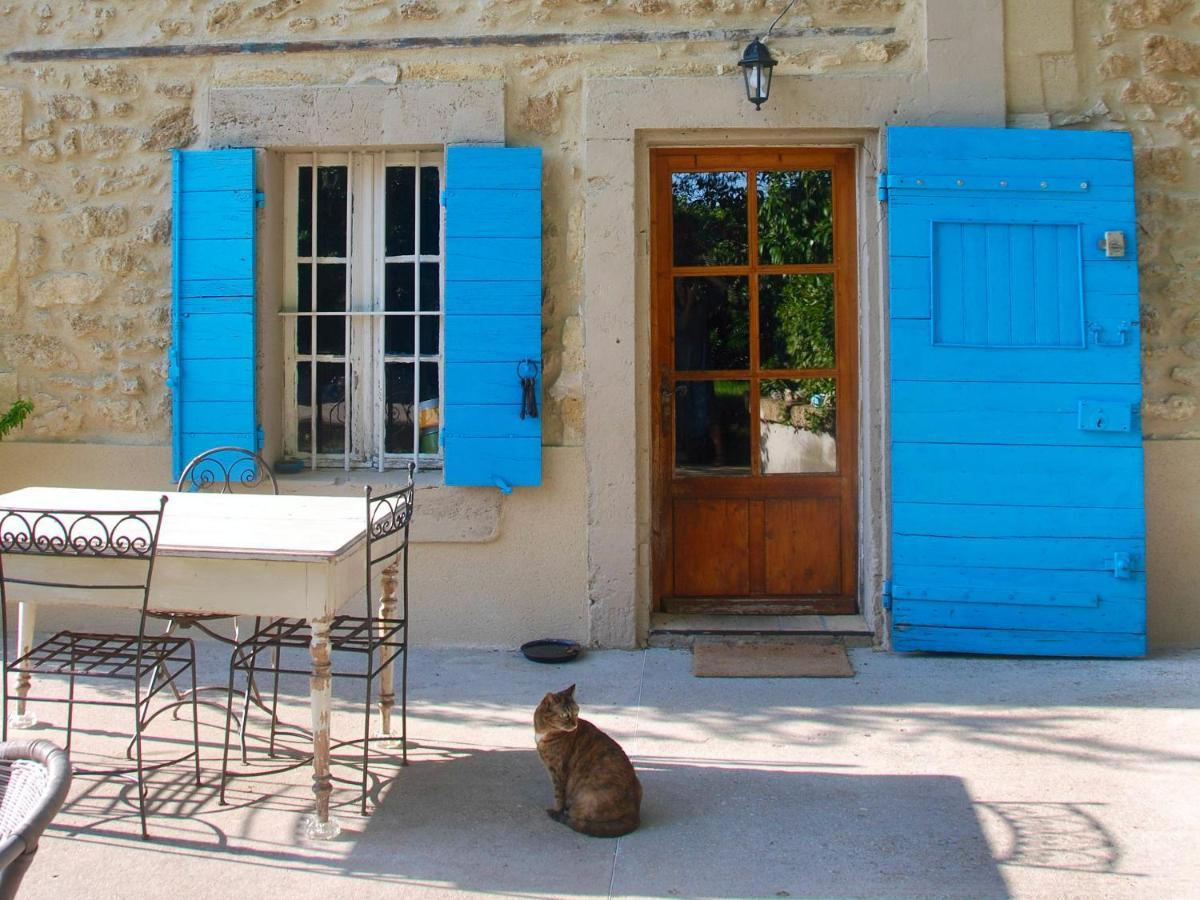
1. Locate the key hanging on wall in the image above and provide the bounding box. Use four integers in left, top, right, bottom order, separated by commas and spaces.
518, 359, 540, 420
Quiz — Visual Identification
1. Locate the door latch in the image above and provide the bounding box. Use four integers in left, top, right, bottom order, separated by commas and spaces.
1098, 230, 1126, 258
1112, 551, 1133, 580
1088, 321, 1132, 347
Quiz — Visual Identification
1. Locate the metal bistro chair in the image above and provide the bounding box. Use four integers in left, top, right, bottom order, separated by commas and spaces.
140, 447, 279, 749
220, 464, 414, 816
0, 497, 201, 840
0, 740, 71, 900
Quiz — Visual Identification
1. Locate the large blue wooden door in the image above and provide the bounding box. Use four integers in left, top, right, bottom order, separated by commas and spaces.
885, 127, 1145, 657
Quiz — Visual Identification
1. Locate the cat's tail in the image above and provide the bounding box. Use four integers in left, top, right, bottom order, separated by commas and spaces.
570, 812, 640, 838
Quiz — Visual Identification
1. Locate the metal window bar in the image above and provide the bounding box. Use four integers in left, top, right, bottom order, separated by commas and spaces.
308, 153, 318, 470
343, 152, 353, 473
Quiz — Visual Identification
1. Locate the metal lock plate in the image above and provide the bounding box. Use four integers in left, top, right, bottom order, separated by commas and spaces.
1078, 401, 1132, 433
1100, 230, 1126, 258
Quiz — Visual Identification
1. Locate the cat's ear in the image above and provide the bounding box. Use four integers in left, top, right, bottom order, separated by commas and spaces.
562, 684, 576, 700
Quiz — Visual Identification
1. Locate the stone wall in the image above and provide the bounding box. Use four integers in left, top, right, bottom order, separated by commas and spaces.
1006, 0, 1200, 438
0, 0, 920, 449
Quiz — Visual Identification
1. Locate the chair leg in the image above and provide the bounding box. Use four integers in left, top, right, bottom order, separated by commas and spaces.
400, 639, 408, 766
134, 704, 149, 840
219, 656, 238, 807
188, 645, 202, 787
65, 674, 76, 754
239, 645, 258, 766
268, 644, 281, 759
362, 665, 373, 816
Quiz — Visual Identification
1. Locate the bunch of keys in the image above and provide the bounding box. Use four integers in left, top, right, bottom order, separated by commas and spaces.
518, 359, 540, 420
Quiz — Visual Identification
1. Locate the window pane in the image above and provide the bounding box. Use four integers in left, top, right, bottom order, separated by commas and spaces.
385, 166, 415, 257
316, 362, 347, 455
418, 360, 439, 455
385, 362, 414, 454
756, 170, 833, 265
672, 171, 748, 267
759, 274, 835, 370
420, 262, 440, 311
315, 166, 348, 258
419, 315, 440, 356
674, 276, 749, 371
419, 165, 440, 256
297, 166, 312, 257
760, 378, 837, 473
296, 264, 312, 355
316, 264, 347, 355
296, 361, 312, 452
385, 262, 415, 312
674, 379, 751, 476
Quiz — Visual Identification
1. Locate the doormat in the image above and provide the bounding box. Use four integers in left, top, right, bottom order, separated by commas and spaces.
692, 636, 854, 678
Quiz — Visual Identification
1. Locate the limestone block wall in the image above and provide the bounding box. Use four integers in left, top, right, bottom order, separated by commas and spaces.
1007, 0, 1200, 438
0, 0, 921, 450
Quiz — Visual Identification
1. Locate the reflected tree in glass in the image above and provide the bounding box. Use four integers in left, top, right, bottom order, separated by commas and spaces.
672, 171, 748, 267
757, 170, 833, 265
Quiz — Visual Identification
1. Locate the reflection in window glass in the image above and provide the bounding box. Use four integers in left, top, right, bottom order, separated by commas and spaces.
759, 274, 835, 370
385, 167, 415, 257
675, 379, 751, 475
315, 361, 348, 455
672, 171, 748, 267
757, 170, 833, 265
315, 166, 348, 258
674, 276, 750, 371
315, 264, 347, 355
759, 378, 836, 474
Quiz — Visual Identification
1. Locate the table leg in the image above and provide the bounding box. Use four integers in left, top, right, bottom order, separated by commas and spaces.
9, 602, 37, 729
302, 616, 341, 840
374, 560, 402, 749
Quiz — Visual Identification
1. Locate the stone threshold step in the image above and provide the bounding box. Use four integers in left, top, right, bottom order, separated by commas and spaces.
648, 612, 873, 649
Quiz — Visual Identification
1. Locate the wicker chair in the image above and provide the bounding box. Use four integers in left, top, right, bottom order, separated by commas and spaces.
0, 740, 71, 900
220, 466, 414, 817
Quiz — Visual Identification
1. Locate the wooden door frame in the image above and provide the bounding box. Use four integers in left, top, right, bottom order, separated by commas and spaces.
649, 146, 860, 614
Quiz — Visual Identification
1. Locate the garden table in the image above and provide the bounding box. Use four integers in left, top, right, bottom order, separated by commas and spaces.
0, 485, 395, 840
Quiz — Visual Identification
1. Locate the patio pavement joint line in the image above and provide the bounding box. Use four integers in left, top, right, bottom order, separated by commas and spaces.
607, 648, 648, 900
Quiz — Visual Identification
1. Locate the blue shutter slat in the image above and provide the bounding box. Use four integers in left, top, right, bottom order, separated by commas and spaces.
443, 146, 542, 489
887, 126, 1145, 658
171, 148, 259, 480
444, 280, 541, 316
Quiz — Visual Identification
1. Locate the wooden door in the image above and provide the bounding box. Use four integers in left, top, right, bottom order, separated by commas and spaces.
651, 148, 858, 614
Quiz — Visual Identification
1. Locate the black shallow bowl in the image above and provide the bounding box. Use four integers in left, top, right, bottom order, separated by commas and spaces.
521, 639, 583, 664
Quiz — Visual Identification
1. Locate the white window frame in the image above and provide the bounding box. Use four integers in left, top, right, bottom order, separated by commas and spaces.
281, 149, 445, 472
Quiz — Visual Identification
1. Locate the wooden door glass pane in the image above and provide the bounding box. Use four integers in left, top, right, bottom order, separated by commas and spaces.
674, 276, 750, 371
759, 274, 835, 369
385, 166, 415, 257
759, 378, 837, 474
756, 170, 833, 265
675, 379, 751, 475
672, 171, 748, 267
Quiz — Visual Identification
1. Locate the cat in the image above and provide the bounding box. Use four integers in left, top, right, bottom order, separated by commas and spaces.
534, 683, 642, 838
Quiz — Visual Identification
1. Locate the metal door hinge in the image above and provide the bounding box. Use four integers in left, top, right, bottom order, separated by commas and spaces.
254, 190, 265, 209
881, 579, 893, 610
256, 425, 264, 450
1112, 552, 1133, 580
877, 172, 890, 203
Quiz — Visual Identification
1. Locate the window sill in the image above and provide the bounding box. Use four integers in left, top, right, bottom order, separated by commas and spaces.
275, 468, 501, 544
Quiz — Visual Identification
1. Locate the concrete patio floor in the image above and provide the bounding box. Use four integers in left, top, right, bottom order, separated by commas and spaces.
8, 641, 1200, 899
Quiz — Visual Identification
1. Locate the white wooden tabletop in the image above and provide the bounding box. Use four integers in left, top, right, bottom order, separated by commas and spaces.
0, 486, 373, 563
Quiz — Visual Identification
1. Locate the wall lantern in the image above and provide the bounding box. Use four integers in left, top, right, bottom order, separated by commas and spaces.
740, 0, 795, 110
738, 39, 776, 110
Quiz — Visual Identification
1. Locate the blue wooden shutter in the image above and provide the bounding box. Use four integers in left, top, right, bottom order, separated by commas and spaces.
886, 126, 1145, 657
443, 146, 542, 490
169, 148, 259, 481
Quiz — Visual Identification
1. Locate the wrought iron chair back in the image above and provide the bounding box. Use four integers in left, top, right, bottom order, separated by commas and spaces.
177, 446, 278, 495
0, 739, 71, 900
364, 462, 415, 620
0, 499, 169, 711
0, 498, 168, 636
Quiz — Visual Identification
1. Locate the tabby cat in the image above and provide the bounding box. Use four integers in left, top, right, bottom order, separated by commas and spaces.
534, 684, 642, 838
